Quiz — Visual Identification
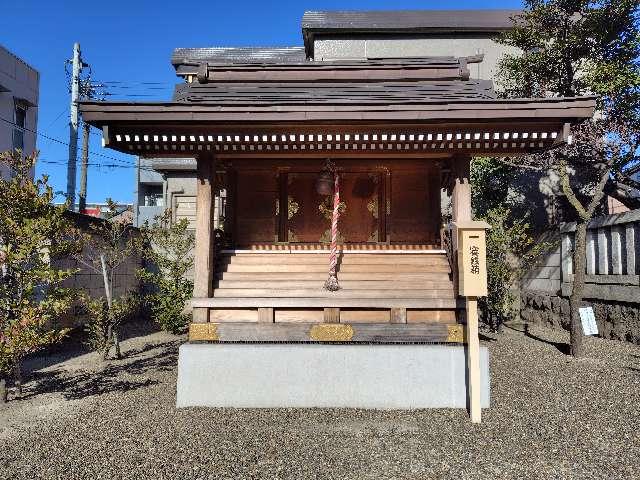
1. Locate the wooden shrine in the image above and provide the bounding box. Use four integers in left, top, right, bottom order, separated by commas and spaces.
82, 55, 595, 421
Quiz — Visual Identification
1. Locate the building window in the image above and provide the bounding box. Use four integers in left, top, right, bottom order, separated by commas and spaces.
12, 102, 27, 151
143, 185, 164, 206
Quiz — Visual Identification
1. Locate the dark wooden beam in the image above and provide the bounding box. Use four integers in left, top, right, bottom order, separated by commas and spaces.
188, 322, 465, 343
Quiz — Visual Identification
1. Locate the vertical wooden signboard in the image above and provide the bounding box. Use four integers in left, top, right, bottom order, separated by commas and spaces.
455, 221, 490, 423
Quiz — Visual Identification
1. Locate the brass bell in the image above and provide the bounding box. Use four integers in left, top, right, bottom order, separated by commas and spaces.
315, 170, 333, 195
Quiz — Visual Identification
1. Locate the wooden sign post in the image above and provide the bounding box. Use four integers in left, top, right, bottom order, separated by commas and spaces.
454, 221, 490, 423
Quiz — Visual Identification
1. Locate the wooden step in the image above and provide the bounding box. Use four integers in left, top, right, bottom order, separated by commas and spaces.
213, 288, 455, 298
220, 255, 449, 266
222, 264, 451, 273
216, 272, 452, 281
228, 244, 441, 251
192, 297, 464, 309
215, 280, 454, 289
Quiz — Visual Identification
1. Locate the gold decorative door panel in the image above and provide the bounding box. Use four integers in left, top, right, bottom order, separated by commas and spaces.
285, 173, 329, 243
285, 172, 382, 244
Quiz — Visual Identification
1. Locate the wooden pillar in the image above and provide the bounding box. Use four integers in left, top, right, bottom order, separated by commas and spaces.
323, 308, 340, 323
193, 154, 216, 323
451, 156, 472, 223
258, 308, 274, 323
390, 307, 407, 324
450, 156, 483, 424
466, 297, 481, 423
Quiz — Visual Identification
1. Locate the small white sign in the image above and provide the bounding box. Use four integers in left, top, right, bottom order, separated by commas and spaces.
579, 307, 598, 336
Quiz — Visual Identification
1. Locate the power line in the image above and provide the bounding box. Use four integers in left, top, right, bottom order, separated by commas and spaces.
45, 107, 69, 129
95, 80, 175, 85
38, 157, 162, 173
94, 84, 170, 90
0, 115, 135, 165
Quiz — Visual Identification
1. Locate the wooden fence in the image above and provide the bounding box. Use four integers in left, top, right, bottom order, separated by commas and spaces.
560, 209, 640, 303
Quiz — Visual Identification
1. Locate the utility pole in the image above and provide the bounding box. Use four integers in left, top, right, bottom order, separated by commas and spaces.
66, 42, 81, 210
78, 121, 90, 212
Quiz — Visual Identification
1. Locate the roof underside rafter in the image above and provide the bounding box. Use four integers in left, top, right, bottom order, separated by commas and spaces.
100, 123, 569, 157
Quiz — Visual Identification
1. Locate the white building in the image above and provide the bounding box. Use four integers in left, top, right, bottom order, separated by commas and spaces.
0, 44, 39, 178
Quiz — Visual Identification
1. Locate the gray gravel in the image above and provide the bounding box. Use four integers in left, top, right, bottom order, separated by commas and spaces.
1, 324, 639, 480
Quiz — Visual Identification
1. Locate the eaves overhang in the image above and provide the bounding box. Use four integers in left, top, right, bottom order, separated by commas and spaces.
80, 96, 596, 158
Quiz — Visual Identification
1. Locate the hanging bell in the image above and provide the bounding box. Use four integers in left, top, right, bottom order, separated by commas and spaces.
315, 170, 334, 195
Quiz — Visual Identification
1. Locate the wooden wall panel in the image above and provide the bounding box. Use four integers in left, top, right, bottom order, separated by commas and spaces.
390, 167, 440, 243
338, 173, 380, 243
231, 160, 442, 246
235, 170, 277, 244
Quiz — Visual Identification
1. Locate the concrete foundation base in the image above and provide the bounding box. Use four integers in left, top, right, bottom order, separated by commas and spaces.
176, 343, 490, 409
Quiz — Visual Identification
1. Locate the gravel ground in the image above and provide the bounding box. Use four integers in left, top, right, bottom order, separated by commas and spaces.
1, 322, 639, 480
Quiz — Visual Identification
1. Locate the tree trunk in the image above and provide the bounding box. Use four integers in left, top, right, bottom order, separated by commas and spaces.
108, 267, 121, 359
13, 359, 22, 398
113, 330, 121, 359
103, 324, 112, 361
0, 377, 7, 404
569, 221, 587, 357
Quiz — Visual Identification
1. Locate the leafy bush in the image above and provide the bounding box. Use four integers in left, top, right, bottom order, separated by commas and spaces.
0, 150, 81, 399
479, 206, 549, 331
74, 199, 138, 359
145, 285, 192, 334
137, 211, 194, 334
84, 295, 137, 359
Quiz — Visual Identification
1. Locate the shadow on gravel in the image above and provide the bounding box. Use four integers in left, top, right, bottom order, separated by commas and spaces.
20, 340, 181, 401
504, 323, 572, 355
524, 327, 571, 355
22, 320, 162, 373
479, 333, 497, 342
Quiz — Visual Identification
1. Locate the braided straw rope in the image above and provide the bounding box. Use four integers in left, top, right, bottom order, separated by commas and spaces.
324, 173, 340, 291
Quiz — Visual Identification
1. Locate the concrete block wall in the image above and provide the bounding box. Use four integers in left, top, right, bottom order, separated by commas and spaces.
313, 35, 519, 81
52, 215, 143, 329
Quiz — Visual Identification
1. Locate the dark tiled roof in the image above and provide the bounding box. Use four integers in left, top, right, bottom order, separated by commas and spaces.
171, 56, 493, 104
302, 9, 520, 57
186, 56, 482, 83
301, 9, 520, 32
171, 79, 496, 105
172, 47, 306, 71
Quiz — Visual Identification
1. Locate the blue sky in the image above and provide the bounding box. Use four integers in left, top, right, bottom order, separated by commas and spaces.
2, 0, 522, 204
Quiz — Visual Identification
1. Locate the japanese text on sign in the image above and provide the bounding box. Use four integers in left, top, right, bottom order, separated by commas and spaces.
470, 245, 480, 274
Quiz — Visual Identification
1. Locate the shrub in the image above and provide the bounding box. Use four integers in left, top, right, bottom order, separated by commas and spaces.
137, 211, 194, 334
479, 206, 549, 331
0, 150, 80, 400
84, 294, 137, 359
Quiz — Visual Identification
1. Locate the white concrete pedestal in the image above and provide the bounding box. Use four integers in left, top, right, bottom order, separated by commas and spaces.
176, 343, 489, 409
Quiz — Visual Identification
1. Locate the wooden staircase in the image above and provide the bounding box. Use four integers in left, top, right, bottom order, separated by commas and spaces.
198, 251, 460, 323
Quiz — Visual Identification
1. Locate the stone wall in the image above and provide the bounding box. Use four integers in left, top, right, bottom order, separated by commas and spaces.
520, 291, 640, 344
